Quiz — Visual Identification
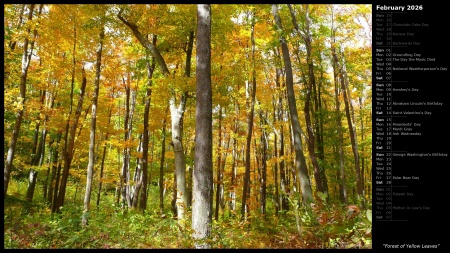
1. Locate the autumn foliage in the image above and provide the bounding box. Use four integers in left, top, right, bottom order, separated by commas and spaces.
4, 4, 372, 249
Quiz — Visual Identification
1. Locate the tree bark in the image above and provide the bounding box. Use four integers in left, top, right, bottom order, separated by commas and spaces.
118, 12, 192, 220
117, 11, 170, 76
26, 169, 38, 203
139, 41, 156, 211
96, 106, 112, 208
173, 30, 195, 217
54, 67, 87, 212
272, 97, 280, 215
30, 90, 45, 165
259, 110, 268, 215
339, 59, 363, 197
131, 136, 143, 208
51, 139, 62, 212
159, 114, 167, 214
331, 37, 348, 203
47, 134, 58, 208
359, 96, 366, 195
229, 101, 239, 212
316, 55, 328, 196
41, 129, 49, 199
187, 165, 193, 210
171, 173, 177, 217
215, 106, 223, 221
241, 13, 257, 219
288, 4, 328, 196
273, 49, 289, 212
121, 73, 136, 209
147, 135, 155, 200
58, 18, 78, 209
83, 26, 104, 226
41, 91, 54, 201
31, 89, 49, 200
4, 4, 36, 197
25, 157, 40, 214
220, 135, 229, 213
272, 4, 313, 204
53, 20, 82, 212
170, 95, 188, 221
192, 4, 213, 248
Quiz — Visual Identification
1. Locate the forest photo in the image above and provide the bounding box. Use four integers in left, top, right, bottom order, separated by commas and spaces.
4, 4, 372, 249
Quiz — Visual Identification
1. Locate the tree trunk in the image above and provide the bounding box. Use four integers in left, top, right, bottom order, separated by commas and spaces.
25, 158, 40, 212
51, 137, 62, 212
55, 66, 87, 212
159, 115, 167, 214
31, 121, 40, 164
339, 59, 363, 197
4, 4, 36, 197
96, 136, 107, 209
241, 12, 257, 219
272, 4, 313, 205
131, 136, 142, 208
192, 5, 213, 248
83, 26, 104, 227
303, 69, 325, 193
170, 95, 188, 221
170, 29, 194, 219
76, 100, 92, 139
117, 11, 170, 76
135, 36, 157, 211
37, 128, 47, 190
31, 90, 45, 165
38, 92, 53, 201
331, 43, 348, 204
58, 24, 77, 209
288, 124, 296, 193
215, 106, 222, 221
288, 4, 328, 196
359, 96, 366, 195
26, 169, 38, 203
139, 43, 156, 211
253, 138, 260, 211
96, 105, 112, 208
118, 12, 192, 220
147, 135, 155, 199
272, 97, 280, 215
274, 51, 289, 213
171, 173, 177, 217
47, 135, 56, 207
316, 56, 328, 196
30, 90, 49, 199
229, 102, 239, 212
259, 110, 268, 215
53, 24, 83, 213
42, 136, 50, 201
121, 74, 134, 209
331, 40, 363, 199
220, 136, 229, 214
187, 165, 193, 210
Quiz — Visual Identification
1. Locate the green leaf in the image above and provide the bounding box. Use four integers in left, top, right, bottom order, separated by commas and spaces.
317, 191, 328, 202
352, 236, 360, 243
366, 210, 372, 223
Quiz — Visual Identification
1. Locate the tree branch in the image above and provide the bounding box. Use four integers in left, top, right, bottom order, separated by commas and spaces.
117, 12, 170, 76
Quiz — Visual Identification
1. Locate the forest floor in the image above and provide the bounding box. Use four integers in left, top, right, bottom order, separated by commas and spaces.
4, 181, 372, 249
